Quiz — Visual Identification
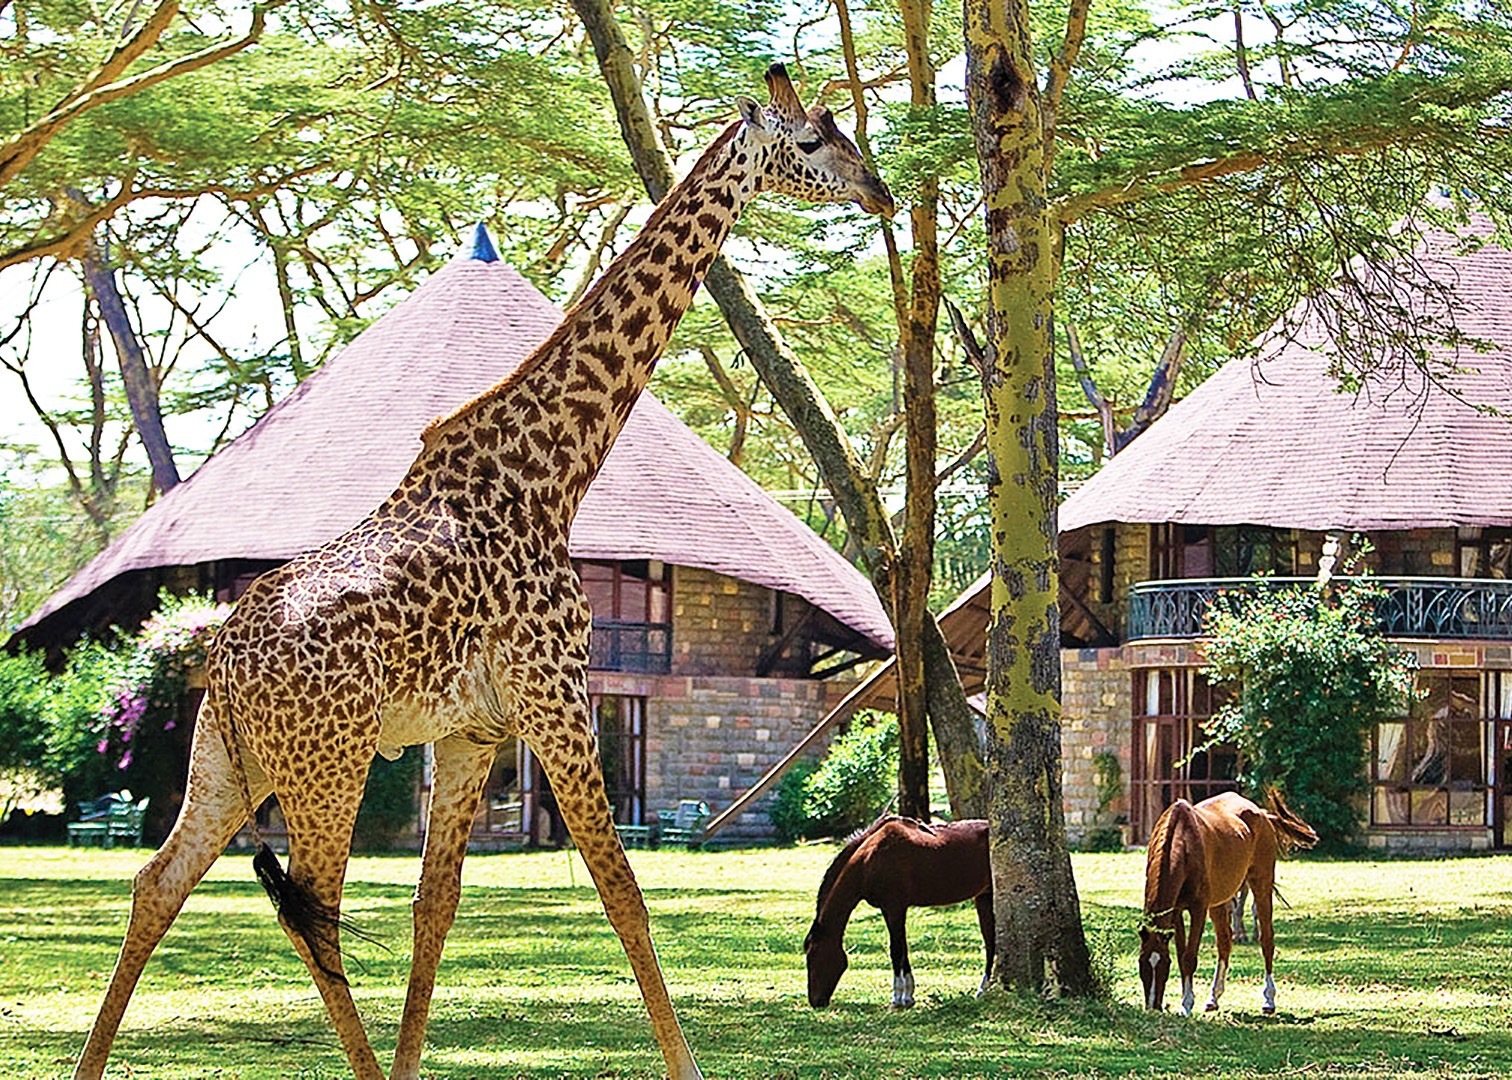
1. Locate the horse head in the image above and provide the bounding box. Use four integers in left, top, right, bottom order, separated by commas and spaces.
803, 922, 848, 1008
1138, 926, 1174, 1010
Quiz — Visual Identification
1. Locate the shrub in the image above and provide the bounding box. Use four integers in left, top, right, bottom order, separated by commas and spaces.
0, 650, 53, 819
355, 749, 424, 849
768, 757, 820, 843
768, 713, 895, 841
1202, 577, 1415, 851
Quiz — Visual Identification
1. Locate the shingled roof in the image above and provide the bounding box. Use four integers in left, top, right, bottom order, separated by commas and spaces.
1061, 225, 1512, 533
18, 232, 894, 653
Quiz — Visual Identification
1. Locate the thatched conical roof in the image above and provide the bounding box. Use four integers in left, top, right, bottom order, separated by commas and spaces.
17, 234, 893, 654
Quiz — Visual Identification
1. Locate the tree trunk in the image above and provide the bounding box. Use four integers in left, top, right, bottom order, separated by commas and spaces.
964, 0, 1092, 995
572, 0, 989, 818
79, 232, 180, 494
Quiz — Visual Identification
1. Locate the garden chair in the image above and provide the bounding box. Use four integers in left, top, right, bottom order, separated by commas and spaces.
657, 799, 710, 848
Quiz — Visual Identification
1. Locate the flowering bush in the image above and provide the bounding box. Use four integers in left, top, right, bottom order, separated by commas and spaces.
97, 593, 230, 774
1202, 578, 1416, 850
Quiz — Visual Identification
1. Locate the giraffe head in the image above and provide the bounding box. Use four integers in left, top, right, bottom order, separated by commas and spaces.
735, 63, 895, 218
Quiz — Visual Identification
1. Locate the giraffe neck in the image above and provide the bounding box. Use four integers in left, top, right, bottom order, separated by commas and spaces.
414, 121, 757, 523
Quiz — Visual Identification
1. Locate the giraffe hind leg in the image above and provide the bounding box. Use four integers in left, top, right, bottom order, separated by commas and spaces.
528, 700, 704, 1080
275, 769, 386, 1080
75, 719, 266, 1080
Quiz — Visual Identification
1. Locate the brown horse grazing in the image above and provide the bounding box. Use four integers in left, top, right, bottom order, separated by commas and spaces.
804, 816, 990, 1009
1139, 791, 1317, 1016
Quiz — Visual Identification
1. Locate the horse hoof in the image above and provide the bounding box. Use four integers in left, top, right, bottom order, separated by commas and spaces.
1205, 1003, 1219, 1012
1262, 1006, 1276, 1015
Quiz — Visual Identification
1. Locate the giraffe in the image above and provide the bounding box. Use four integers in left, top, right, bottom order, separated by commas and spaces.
74, 63, 892, 1080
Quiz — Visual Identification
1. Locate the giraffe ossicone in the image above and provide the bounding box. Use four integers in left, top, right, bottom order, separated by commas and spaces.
74, 62, 891, 1080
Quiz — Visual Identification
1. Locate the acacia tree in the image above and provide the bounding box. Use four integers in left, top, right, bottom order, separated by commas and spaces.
570, 0, 991, 818
963, 0, 1512, 994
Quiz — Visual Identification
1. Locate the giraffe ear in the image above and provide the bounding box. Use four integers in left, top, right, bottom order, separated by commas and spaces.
736, 97, 765, 130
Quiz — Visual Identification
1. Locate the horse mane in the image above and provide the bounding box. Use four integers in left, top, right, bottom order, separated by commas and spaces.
1144, 800, 1198, 921
1264, 788, 1320, 854
814, 817, 891, 920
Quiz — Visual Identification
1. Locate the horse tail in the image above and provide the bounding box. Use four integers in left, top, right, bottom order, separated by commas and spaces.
1264, 788, 1319, 854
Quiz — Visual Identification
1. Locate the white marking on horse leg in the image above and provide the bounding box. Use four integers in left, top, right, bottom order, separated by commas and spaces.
976, 970, 990, 999
1180, 975, 1195, 1017
890, 970, 914, 1009
1261, 973, 1276, 1014
1205, 960, 1228, 1012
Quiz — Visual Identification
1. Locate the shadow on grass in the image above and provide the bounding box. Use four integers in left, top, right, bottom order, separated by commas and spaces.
9, 878, 1512, 1077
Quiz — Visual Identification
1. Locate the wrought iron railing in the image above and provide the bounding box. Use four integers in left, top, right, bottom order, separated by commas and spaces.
1127, 577, 1512, 641
589, 620, 673, 674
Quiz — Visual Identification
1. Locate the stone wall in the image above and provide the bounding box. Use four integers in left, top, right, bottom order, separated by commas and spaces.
669, 566, 776, 678
1060, 647, 1131, 847
643, 675, 851, 844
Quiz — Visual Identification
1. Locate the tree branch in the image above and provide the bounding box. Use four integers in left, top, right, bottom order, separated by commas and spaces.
1, 2, 281, 189
1042, 0, 1093, 172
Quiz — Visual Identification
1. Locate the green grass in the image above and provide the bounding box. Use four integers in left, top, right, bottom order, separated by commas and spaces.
3, 845, 1511, 1078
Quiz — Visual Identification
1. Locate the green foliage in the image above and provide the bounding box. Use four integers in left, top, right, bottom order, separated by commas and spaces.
1202, 579, 1417, 850
354, 749, 425, 850
0, 650, 52, 814
767, 756, 821, 844
777, 714, 898, 840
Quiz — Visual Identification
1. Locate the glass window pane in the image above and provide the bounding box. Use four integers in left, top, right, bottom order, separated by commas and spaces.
1377, 722, 1408, 783
1374, 786, 1410, 825
1449, 790, 1485, 826
1411, 788, 1448, 826
1448, 721, 1485, 787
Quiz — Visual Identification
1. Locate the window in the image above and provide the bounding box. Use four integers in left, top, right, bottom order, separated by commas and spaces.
594, 695, 646, 825
1212, 526, 1296, 577
1372, 672, 1491, 828
578, 559, 669, 623
579, 561, 672, 673
1457, 528, 1512, 579
1130, 669, 1238, 839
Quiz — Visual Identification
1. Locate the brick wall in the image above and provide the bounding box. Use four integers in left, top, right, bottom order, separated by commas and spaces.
1060, 647, 1131, 846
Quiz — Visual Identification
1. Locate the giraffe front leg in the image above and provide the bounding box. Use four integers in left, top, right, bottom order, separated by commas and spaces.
391, 735, 497, 1080
528, 696, 703, 1080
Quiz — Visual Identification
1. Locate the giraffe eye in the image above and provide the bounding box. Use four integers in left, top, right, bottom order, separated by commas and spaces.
796, 137, 823, 154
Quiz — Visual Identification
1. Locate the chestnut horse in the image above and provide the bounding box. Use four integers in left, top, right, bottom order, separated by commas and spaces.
804, 816, 990, 1008
1139, 791, 1317, 1016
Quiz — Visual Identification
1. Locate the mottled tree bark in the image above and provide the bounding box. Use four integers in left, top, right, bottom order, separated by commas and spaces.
964, 0, 1092, 995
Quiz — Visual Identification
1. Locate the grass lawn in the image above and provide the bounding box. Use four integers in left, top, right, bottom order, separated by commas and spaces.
2, 844, 1510, 1078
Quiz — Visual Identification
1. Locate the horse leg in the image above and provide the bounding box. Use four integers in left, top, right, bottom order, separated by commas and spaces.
391, 735, 497, 1080
1252, 873, 1278, 1013
1176, 905, 1205, 1016
882, 906, 913, 1008
973, 893, 995, 998
75, 725, 262, 1080
1231, 881, 1252, 944
1205, 900, 1233, 1012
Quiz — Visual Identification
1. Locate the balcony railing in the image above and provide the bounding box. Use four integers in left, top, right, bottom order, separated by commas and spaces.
589, 620, 672, 674
1127, 577, 1512, 642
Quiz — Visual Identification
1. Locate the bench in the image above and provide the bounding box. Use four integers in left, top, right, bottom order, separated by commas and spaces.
615, 822, 657, 849
657, 800, 710, 848
67, 795, 149, 848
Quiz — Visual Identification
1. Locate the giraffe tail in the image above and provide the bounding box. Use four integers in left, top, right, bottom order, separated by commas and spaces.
213, 669, 383, 984
251, 844, 385, 984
